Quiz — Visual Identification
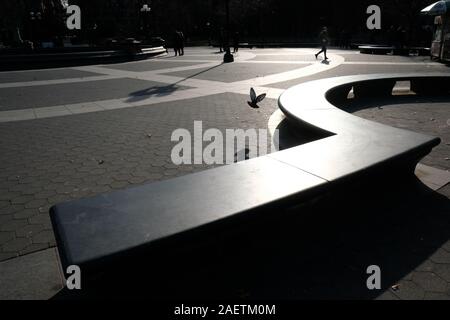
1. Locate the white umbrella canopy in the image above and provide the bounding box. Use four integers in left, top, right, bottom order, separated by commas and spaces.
421, 0, 450, 15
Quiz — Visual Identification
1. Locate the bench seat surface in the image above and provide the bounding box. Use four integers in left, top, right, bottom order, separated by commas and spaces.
51, 156, 325, 268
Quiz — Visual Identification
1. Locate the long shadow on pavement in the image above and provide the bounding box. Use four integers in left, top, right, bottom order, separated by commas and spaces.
126, 63, 224, 103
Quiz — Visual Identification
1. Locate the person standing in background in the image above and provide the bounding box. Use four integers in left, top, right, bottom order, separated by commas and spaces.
178, 30, 185, 56
173, 30, 180, 56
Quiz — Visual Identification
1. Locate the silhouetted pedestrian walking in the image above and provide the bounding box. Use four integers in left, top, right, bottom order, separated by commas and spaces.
315, 27, 329, 60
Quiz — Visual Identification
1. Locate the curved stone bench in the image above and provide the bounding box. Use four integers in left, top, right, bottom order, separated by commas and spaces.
50, 73, 448, 279
276, 73, 448, 181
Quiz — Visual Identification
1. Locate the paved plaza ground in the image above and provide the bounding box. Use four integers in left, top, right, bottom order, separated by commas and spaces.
0, 47, 449, 300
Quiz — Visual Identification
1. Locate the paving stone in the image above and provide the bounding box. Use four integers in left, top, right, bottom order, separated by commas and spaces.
19, 243, 50, 256
0, 214, 13, 225
147, 173, 164, 181
0, 248, 64, 300
50, 175, 73, 183
47, 195, 70, 205
112, 174, 133, 182
412, 272, 448, 293
56, 186, 79, 195
130, 170, 150, 178
13, 209, 39, 220
0, 205, 24, 216
163, 169, 179, 176
28, 214, 51, 226
43, 182, 64, 192
127, 177, 147, 184
442, 240, 450, 253
0, 252, 18, 261
32, 230, 55, 245
70, 189, 93, 200
0, 219, 28, 232
95, 177, 115, 186
16, 224, 47, 238
0, 231, 15, 244
19, 187, 43, 196
430, 249, 450, 264
110, 181, 129, 190
424, 292, 450, 300
433, 264, 450, 283
0, 192, 20, 202
2, 237, 32, 253
24, 199, 48, 209
390, 281, 425, 300
10, 195, 34, 205
38, 205, 51, 214
89, 186, 112, 194
415, 260, 436, 273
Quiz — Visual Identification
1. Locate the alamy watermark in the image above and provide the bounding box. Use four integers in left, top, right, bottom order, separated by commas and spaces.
171, 121, 279, 165
366, 265, 381, 290
66, 5, 81, 30
64, 263, 382, 291
66, 265, 81, 290
367, 5, 382, 30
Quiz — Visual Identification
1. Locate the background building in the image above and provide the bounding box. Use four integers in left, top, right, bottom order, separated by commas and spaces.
0, 0, 438, 48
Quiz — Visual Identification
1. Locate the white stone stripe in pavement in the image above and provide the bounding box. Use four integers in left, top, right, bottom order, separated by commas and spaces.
0, 84, 286, 123
234, 53, 344, 86
0, 88, 222, 122
152, 59, 315, 65
236, 60, 313, 64
0, 109, 36, 122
